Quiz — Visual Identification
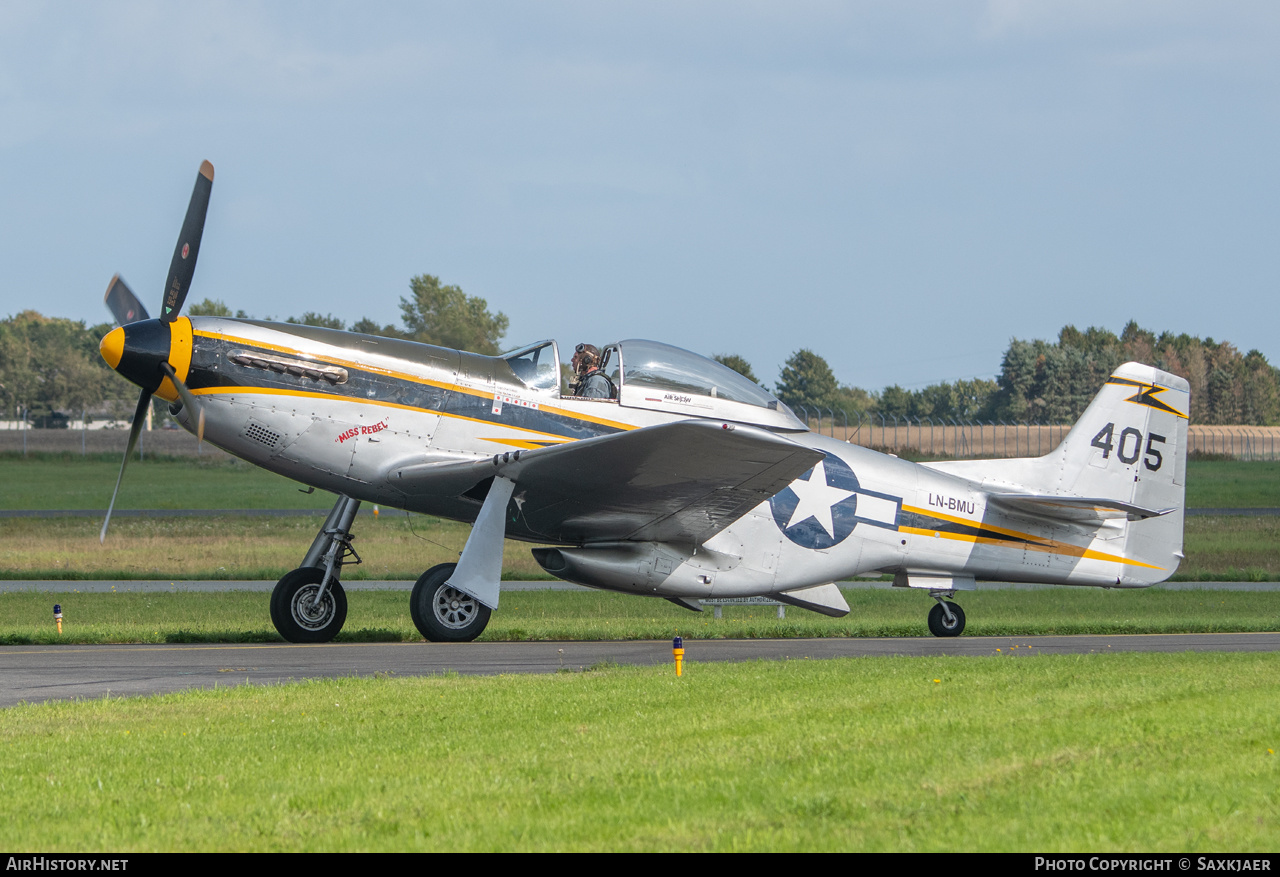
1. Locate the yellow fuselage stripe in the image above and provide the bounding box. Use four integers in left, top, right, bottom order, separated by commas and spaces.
901, 503, 1043, 544
193, 329, 638, 432
899, 505, 1163, 570
190, 384, 599, 445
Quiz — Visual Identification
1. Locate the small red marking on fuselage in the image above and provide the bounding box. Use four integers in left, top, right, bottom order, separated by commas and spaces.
336, 419, 388, 443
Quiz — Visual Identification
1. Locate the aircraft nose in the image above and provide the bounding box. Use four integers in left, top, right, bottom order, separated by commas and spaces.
99, 318, 173, 394
99, 326, 125, 370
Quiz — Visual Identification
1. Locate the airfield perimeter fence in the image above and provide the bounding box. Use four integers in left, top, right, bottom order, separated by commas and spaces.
0, 423, 233, 460
1, 419, 1279, 461
791, 408, 1280, 461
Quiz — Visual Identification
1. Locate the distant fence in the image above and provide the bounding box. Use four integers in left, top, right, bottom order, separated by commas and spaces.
0, 427, 231, 460
2, 421, 1278, 462
791, 410, 1280, 461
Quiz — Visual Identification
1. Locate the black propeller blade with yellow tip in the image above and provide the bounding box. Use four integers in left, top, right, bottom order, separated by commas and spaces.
98, 161, 214, 542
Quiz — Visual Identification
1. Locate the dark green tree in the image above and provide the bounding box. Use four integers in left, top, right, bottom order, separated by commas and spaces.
712, 353, 758, 384
349, 317, 405, 339
833, 384, 875, 413
987, 323, 1280, 424
399, 274, 508, 354
877, 385, 913, 418
952, 377, 998, 419
1241, 350, 1279, 426
287, 312, 346, 330
0, 311, 130, 420
776, 349, 838, 412
187, 298, 248, 318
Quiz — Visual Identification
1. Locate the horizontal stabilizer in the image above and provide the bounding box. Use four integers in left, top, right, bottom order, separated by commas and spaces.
988, 493, 1176, 523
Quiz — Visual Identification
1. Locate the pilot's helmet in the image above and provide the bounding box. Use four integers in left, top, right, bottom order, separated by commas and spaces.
573, 343, 600, 372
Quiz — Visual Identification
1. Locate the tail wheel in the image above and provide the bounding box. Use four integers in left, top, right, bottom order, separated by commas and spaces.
271, 567, 348, 643
927, 600, 965, 637
410, 563, 492, 643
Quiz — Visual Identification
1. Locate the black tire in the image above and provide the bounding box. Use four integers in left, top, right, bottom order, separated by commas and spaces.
927, 600, 966, 638
270, 567, 347, 643
410, 563, 492, 642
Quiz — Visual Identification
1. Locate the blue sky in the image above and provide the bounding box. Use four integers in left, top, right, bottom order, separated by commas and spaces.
2, 1, 1276, 393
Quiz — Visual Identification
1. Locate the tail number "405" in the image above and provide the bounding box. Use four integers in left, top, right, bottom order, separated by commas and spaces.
1091, 423, 1166, 470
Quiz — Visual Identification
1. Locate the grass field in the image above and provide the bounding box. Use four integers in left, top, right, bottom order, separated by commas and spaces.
0, 456, 1278, 582
2, 458, 1276, 853
0, 514, 549, 581
1182, 459, 1280, 508
1, 509, 1276, 582
0, 653, 1276, 851
2, 587, 1277, 644
0, 454, 335, 511
1179, 516, 1280, 581
1, 453, 1276, 510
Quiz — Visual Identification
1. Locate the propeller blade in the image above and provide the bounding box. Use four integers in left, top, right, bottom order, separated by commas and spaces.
103, 275, 150, 325
160, 160, 214, 323
160, 361, 205, 444
100, 389, 152, 543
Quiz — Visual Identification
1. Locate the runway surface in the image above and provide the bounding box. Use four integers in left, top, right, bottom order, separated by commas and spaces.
3, 632, 1279, 708
4, 579, 1278, 592
4, 507, 1275, 517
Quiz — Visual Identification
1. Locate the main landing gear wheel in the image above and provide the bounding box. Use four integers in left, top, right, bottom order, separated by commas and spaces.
410, 563, 492, 643
927, 600, 966, 638
270, 567, 348, 643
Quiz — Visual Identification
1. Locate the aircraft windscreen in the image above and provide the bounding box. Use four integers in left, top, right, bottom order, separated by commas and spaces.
502, 341, 560, 393
618, 340, 782, 409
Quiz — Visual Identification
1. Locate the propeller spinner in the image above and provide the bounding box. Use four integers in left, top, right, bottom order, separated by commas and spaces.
98, 161, 214, 542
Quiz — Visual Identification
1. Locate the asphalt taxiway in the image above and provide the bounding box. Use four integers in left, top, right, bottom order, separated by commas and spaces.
4, 579, 1278, 707
4, 579, 1278, 592
3, 632, 1279, 708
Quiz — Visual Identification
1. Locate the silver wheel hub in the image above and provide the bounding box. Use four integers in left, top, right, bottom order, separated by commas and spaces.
434, 586, 479, 630
291, 584, 335, 631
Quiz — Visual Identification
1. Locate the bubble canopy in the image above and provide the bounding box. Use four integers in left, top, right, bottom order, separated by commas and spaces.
500, 338, 805, 430
611, 339, 804, 429
612, 340, 760, 404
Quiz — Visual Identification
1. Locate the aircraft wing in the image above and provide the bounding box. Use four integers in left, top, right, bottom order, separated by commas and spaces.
386, 420, 825, 544
987, 493, 1177, 523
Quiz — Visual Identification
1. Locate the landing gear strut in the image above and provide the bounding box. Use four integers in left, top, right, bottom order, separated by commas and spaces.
271, 494, 361, 643
927, 592, 966, 638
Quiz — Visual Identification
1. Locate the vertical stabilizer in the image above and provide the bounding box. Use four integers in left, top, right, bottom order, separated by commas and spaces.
1050, 364, 1188, 499
1044, 363, 1189, 582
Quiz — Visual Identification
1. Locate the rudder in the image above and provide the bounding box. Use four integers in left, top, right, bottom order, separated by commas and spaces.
1051, 362, 1189, 582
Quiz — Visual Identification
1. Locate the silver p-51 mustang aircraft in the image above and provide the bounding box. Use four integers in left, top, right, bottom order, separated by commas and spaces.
98, 162, 1190, 643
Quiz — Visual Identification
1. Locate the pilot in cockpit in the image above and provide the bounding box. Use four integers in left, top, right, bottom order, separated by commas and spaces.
569, 343, 617, 399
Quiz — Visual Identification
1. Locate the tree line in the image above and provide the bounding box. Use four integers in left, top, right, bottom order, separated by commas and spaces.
758, 321, 1280, 425
191, 273, 510, 355
3, 275, 1277, 427
0, 274, 508, 424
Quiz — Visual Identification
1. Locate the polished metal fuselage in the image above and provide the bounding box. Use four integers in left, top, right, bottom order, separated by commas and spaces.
174, 318, 1185, 600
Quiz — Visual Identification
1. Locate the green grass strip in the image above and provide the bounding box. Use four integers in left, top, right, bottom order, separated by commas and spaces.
3, 509, 1280, 583
1, 456, 1277, 510
0, 652, 1276, 851
2, 587, 1278, 644
0, 455, 333, 511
